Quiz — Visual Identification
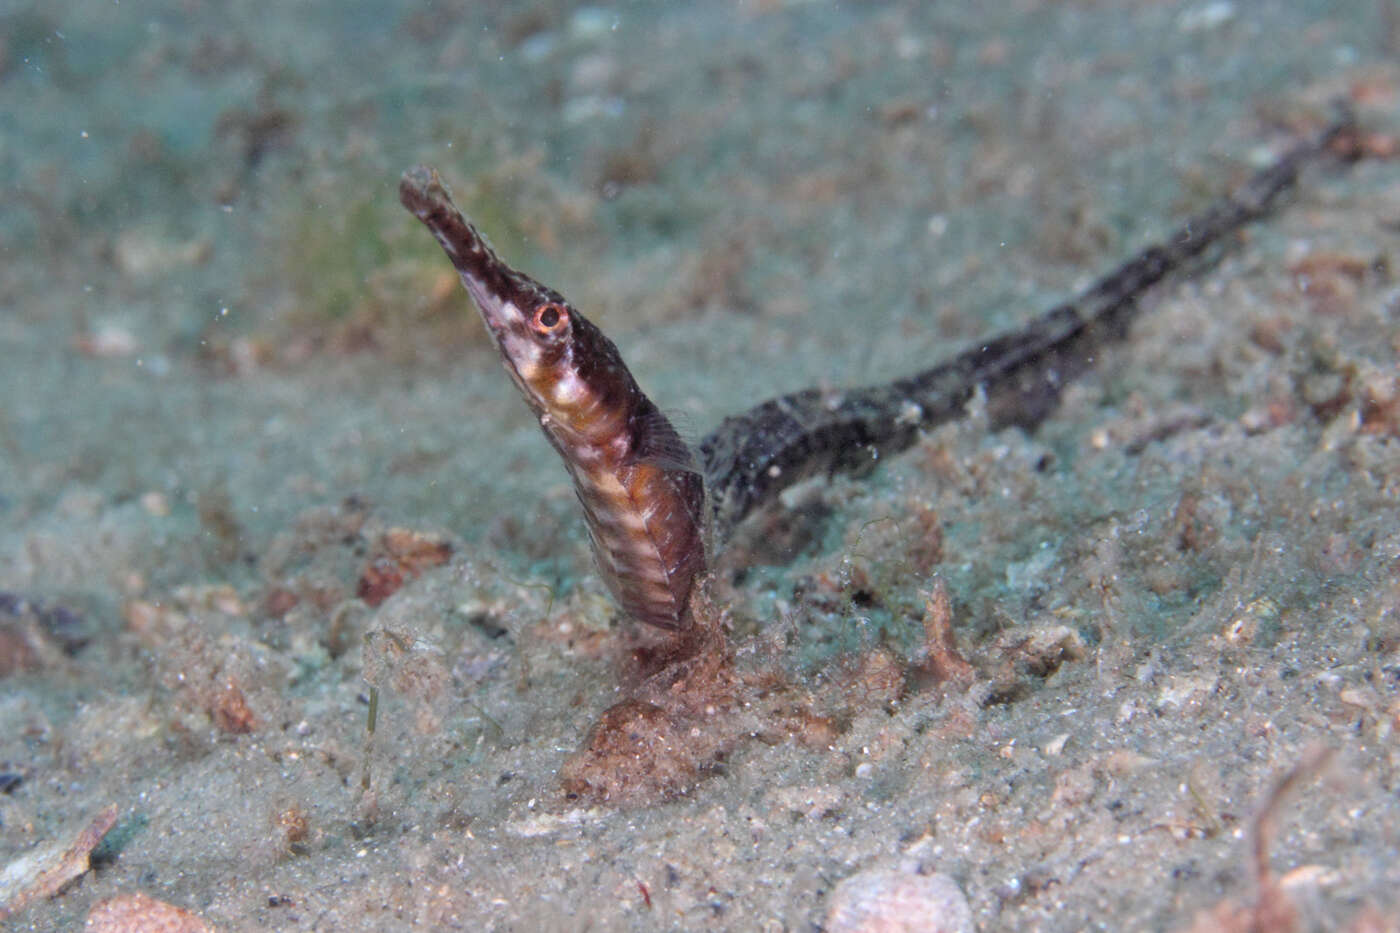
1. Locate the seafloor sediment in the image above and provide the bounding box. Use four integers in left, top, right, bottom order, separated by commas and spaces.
1, 2, 1398, 930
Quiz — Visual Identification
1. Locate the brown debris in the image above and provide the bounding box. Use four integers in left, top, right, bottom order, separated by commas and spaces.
559, 698, 703, 802
1352, 130, 1399, 159
1358, 366, 1400, 437
557, 584, 842, 803
261, 586, 300, 619
1287, 250, 1384, 317
356, 558, 408, 609
123, 599, 272, 735
85, 892, 217, 933
644, 230, 759, 320
0, 611, 60, 676
1247, 314, 1293, 355
271, 805, 311, 858
71, 324, 140, 358
561, 600, 741, 802
356, 527, 453, 607
213, 100, 298, 171
847, 646, 907, 708
210, 680, 258, 734
0, 596, 89, 673
0, 805, 118, 922
1170, 489, 1223, 555
981, 623, 1088, 702
560, 572, 960, 803
913, 580, 976, 690
782, 706, 842, 749
877, 97, 925, 127
1287, 251, 1382, 284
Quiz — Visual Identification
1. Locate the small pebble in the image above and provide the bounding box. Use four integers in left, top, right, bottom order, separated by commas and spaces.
825, 869, 973, 933
140, 491, 171, 517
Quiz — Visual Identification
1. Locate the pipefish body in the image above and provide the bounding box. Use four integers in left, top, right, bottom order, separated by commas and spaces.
400, 110, 1356, 632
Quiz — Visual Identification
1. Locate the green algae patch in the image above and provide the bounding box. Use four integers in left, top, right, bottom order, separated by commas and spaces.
265, 159, 588, 364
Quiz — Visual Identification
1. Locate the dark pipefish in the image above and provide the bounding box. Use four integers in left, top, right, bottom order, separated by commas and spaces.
400, 110, 1355, 631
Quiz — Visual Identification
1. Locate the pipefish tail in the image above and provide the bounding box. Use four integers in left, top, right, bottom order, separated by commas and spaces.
401, 107, 1357, 631
700, 107, 1359, 538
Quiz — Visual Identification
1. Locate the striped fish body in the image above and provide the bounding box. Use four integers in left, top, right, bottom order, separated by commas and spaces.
549, 374, 707, 629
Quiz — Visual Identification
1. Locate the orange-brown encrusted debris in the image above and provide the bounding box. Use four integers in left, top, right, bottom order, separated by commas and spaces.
271, 805, 312, 858
560, 600, 741, 802
1357, 365, 1400, 437
0, 612, 57, 676
1287, 250, 1384, 317
85, 891, 217, 933
560, 584, 864, 802
559, 698, 704, 802
356, 527, 453, 607
210, 680, 258, 734
557, 572, 982, 803
913, 579, 977, 690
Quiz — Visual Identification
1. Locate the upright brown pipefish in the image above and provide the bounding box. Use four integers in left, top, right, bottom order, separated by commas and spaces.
399, 109, 1358, 632
401, 167, 707, 629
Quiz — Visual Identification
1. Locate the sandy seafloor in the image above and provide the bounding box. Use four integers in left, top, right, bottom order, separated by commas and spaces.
2, 0, 1400, 930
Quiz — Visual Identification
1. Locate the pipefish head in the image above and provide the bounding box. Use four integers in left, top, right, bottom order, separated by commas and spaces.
398, 166, 627, 444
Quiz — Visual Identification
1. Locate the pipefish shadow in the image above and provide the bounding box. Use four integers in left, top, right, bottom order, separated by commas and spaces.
400, 108, 1360, 636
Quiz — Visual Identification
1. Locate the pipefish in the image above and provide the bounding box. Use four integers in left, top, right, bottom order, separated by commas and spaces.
400, 109, 1357, 632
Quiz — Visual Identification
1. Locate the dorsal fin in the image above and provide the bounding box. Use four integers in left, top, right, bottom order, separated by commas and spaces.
629, 399, 700, 473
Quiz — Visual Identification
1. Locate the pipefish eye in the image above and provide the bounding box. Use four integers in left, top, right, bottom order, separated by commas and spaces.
532, 302, 569, 335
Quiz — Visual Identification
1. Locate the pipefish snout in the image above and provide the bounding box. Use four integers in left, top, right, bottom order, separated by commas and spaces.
400, 108, 1358, 632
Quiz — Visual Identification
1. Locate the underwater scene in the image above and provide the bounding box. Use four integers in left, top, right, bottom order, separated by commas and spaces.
1, 0, 1398, 929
